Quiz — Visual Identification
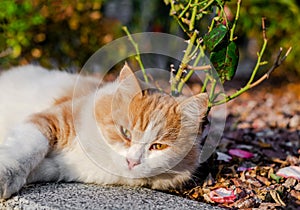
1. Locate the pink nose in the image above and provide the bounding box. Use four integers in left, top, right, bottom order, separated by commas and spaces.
126, 158, 141, 170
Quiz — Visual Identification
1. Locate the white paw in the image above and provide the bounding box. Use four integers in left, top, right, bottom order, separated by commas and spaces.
0, 150, 27, 199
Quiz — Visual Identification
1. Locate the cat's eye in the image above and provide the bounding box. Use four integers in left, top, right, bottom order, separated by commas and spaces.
120, 126, 131, 141
149, 143, 169, 151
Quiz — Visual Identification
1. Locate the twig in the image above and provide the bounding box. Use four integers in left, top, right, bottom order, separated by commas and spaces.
250, 47, 292, 88
187, 64, 211, 71
122, 26, 149, 83
178, 0, 192, 18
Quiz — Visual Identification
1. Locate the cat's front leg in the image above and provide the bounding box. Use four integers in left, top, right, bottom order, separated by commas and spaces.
0, 123, 49, 199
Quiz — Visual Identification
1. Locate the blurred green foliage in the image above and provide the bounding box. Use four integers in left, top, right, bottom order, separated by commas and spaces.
0, 0, 299, 77
0, 0, 122, 69
227, 0, 300, 75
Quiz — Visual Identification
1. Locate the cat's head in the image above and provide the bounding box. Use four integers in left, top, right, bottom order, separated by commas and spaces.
95, 63, 208, 189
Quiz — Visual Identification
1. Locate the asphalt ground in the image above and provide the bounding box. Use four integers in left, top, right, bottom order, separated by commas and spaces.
0, 183, 223, 210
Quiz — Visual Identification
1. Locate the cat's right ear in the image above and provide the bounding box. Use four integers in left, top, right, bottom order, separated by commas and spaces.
179, 93, 209, 123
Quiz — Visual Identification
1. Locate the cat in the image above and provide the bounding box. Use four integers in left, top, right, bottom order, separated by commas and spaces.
0, 63, 208, 199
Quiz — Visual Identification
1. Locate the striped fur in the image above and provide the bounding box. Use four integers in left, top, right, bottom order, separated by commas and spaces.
0, 64, 208, 199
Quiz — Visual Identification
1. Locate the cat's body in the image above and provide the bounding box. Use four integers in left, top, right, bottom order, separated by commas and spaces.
0, 64, 208, 199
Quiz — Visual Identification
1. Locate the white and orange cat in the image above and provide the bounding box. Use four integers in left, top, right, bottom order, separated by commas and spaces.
0, 63, 208, 199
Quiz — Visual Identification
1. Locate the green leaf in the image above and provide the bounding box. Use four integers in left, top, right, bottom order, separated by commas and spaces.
203, 24, 228, 52
210, 41, 239, 82
270, 173, 282, 183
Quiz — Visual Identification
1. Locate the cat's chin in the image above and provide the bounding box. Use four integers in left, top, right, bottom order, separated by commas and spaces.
118, 166, 194, 190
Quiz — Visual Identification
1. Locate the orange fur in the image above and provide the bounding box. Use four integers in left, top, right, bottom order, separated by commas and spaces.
28, 103, 75, 149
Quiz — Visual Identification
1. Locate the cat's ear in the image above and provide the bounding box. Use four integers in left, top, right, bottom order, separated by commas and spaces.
117, 62, 142, 96
119, 62, 135, 81
179, 93, 208, 122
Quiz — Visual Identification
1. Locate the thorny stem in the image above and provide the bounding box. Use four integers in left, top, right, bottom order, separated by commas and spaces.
230, 0, 241, 41
209, 78, 217, 102
189, 0, 199, 31
177, 47, 210, 93
201, 74, 209, 93
198, 0, 215, 12
171, 30, 198, 95
174, 15, 190, 36
246, 18, 267, 86
211, 23, 292, 107
122, 26, 149, 83
249, 46, 292, 88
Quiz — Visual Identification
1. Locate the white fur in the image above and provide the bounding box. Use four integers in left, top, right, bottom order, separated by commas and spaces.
0, 123, 48, 198
0, 65, 78, 143
0, 65, 203, 199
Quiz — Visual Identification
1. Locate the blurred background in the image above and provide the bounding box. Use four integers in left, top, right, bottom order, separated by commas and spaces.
0, 0, 299, 81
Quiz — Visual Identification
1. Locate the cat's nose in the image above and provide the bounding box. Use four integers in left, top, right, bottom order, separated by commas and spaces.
126, 158, 141, 170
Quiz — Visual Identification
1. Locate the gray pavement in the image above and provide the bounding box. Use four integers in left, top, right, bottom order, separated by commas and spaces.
0, 183, 223, 209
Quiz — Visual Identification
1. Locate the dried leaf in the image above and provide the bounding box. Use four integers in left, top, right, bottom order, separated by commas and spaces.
209, 188, 236, 203
270, 190, 286, 206
277, 166, 300, 180
216, 151, 232, 162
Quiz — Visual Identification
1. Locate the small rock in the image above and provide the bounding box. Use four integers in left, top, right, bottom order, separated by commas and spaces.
289, 115, 300, 128
252, 119, 266, 129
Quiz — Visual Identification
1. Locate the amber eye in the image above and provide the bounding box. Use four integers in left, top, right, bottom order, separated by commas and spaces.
120, 126, 131, 141
149, 143, 169, 151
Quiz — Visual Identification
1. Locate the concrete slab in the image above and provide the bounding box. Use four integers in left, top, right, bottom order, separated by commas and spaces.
0, 183, 223, 209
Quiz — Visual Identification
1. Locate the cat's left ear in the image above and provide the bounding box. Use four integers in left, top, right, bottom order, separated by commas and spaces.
118, 62, 142, 96
179, 93, 208, 122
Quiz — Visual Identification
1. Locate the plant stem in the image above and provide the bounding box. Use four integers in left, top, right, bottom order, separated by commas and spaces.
189, 0, 199, 31
122, 26, 149, 83
201, 74, 209, 93
177, 44, 207, 93
178, 0, 192, 18
216, 0, 228, 28
210, 18, 269, 107
199, 0, 215, 12
169, 0, 176, 15
247, 18, 267, 86
171, 31, 198, 95
230, 0, 241, 41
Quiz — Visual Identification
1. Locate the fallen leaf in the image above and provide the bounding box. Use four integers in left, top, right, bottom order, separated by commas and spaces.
216, 151, 232, 162
270, 190, 286, 206
228, 149, 254, 159
276, 166, 300, 180
209, 188, 236, 203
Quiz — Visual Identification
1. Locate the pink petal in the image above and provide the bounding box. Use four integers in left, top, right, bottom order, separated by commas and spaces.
209, 188, 236, 203
276, 166, 300, 180
228, 149, 254, 159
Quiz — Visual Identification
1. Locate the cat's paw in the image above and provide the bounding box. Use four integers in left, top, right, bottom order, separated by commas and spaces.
0, 150, 27, 199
